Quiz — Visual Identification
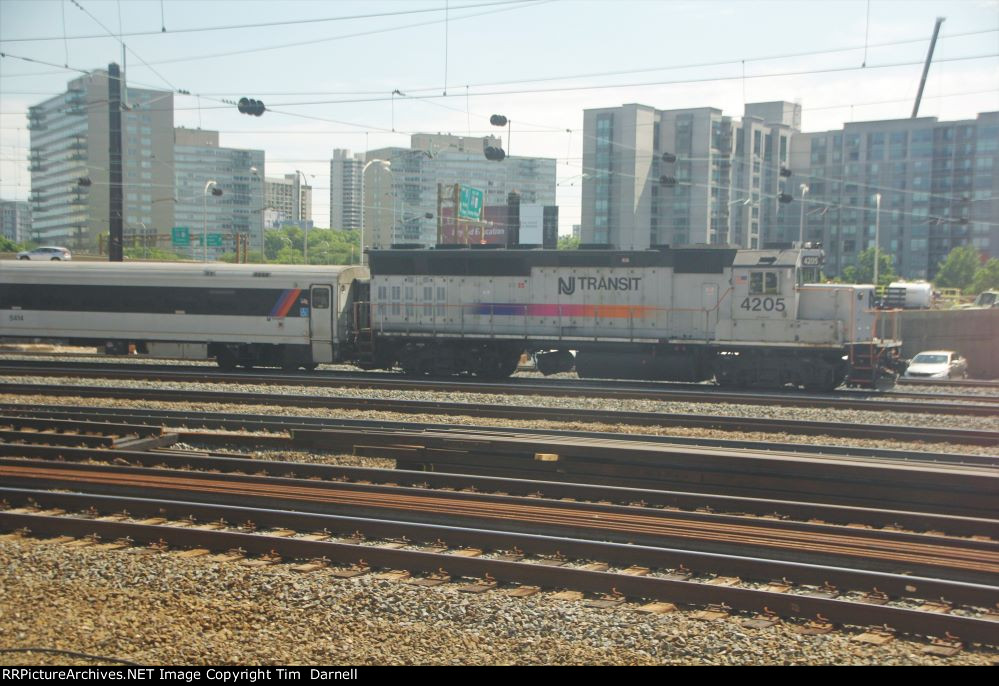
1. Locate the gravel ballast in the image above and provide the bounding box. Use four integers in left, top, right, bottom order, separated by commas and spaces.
1, 537, 996, 666
2, 374, 997, 432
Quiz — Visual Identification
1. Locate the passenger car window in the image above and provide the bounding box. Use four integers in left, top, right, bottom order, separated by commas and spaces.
311, 287, 329, 309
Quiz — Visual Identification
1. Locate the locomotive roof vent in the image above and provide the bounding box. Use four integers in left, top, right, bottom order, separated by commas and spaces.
757, 256, 777, 265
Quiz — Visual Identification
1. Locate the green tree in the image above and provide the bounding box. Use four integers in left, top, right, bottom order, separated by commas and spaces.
557, 234, 580, 250
840, 247, 896, 287
262, 226, 363, 265
971, 257, 999, 294
123, 246, 183, 261
0, 236, 23, 252
264, 229, 289, 261
934, 245, 980, 292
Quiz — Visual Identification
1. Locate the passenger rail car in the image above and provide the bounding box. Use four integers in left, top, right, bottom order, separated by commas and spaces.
0, 261, 366, 371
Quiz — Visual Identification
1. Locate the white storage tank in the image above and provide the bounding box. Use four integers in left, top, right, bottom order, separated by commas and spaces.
884, 281, 932, 309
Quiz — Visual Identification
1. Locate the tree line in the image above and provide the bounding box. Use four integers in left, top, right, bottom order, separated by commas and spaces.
4, 229, 997, 293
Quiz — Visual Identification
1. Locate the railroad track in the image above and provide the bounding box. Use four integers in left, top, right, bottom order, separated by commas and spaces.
3, 401, 998, 471
899, 377, 999, 390
3, 413, 996, 645
0, 382, 996, 446
1, 427, 991, 536
2, 471, 997, 645
0, 360, 996, 415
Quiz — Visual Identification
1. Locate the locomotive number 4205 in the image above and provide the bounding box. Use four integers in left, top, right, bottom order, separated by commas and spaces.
740, 296, 786, 312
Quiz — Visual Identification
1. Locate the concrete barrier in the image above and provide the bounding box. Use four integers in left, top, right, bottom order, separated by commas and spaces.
893, 309, 999, 379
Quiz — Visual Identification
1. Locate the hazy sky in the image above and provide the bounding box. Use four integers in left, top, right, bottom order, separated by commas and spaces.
1, 0, 997, 233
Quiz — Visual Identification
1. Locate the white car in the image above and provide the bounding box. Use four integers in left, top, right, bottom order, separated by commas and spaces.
16, 246, 72, 261
903, 350, 968, 380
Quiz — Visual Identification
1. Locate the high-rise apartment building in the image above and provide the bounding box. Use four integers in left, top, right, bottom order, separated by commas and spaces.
581, 102, 799, 250
0, 200, 31, 243
28, 69, 174, 250
265, 173, 313, 227
784, 112, 999, 279
174, 128, 264, 258
363, 134, 556, 249
329, 149, 364, 231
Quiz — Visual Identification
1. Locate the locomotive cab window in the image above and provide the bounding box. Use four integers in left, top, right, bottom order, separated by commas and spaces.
749, 271, 779, 295
311, 287, 329, 309
798, 267, 821, 285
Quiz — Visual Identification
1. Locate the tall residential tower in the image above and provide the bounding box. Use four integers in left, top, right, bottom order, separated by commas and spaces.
581, 101, 800, 250
28, 69, 174, 250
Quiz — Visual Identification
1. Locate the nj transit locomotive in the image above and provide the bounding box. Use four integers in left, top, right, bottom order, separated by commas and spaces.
0, 245, 903, 389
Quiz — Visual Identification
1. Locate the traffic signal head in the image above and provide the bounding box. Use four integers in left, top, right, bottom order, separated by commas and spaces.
211, 187, 223, 197
778, 193, 793, 203
659, 176, 677, 187
484, 146, 506, 161
237, 98, 266, 116
489, 114, 508, 127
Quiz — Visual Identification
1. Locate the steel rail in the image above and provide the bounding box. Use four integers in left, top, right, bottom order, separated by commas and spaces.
899, 377, 999, 389
3, 403, 994, 467
2, 418, 996, 519
3, 460, 996, 583
0, 383, 995, 445
3, 487, 996, 609
2, 510, 996, 645
5, 438, 993, 537
0, 361, 996, 414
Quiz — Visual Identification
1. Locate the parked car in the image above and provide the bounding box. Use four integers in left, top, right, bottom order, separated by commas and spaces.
903, 350, 968, 380
970, 290, 998, 308
16, 246, 72, 261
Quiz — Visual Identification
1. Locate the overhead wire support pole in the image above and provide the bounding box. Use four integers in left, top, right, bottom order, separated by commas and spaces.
912, 17, 946, 118
108, 63, 124, 262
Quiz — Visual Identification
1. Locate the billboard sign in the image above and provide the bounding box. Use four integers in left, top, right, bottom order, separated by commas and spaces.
519, 204, 544, 244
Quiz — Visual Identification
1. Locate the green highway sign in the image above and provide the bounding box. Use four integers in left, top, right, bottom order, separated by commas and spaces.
458, 185, 484, 220
207, 233, 224, 247
171, 226, 190, 247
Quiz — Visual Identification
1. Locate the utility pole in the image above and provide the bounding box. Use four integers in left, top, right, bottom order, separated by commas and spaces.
108, 63, 124, 262
436, 183, 444, 245
873, 193, 882, 289
912, 17, 945, 118
452, 183, 462, 244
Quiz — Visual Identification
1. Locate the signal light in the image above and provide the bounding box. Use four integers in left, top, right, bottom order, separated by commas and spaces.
210, 187, 223, 197
484, 146, 506, 161
661, 153, 677, 163
77, 177, 92, 187
237, 98, 265, 116
659, 176, 677, 187
490, 114, 508, 127
778, 193, 793, 203
780, 167, 792, 177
